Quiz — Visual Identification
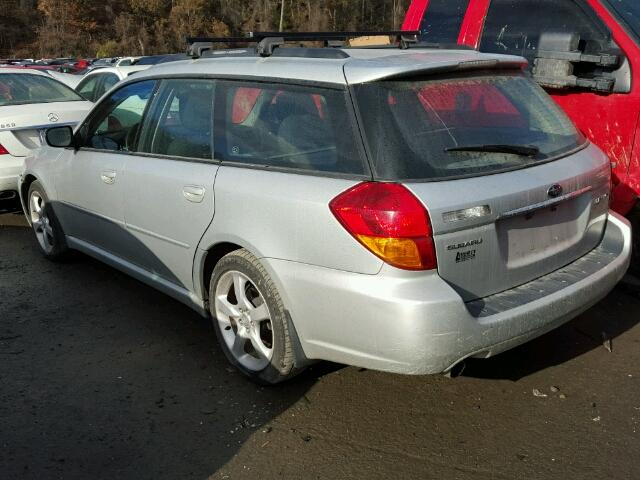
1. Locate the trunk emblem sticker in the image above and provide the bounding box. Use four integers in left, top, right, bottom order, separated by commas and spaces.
447, 238, 483, 251
48, 113, 59, 123
455, 250, 476, 263
547, 184, 563, 198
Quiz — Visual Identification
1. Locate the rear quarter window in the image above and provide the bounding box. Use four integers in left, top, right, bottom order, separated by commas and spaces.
215, 81, 366, 175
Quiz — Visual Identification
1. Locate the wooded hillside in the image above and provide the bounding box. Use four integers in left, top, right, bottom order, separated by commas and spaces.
0, 0, 411, 58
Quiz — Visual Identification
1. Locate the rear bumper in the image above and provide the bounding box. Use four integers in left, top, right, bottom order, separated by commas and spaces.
265, 211, 631, 375
0, 155, 24, 193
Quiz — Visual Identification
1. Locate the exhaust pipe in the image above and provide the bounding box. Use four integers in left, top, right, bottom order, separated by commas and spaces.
0, 191, 17, 201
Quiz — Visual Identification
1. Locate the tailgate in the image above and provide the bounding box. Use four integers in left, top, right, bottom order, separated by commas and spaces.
406, 144, 611, 301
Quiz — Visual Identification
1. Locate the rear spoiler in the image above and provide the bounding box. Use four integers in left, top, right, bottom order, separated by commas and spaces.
345, 57, 529, 85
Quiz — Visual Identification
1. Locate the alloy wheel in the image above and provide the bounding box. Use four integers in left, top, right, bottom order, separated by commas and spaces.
214, 270, 274, 371
29, 190, 55, 254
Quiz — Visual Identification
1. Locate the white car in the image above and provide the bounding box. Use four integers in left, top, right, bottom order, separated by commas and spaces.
115, 57, 142, 67
75, 66, 150, 103
0, 68, 91, 203
46, 70, 83, 89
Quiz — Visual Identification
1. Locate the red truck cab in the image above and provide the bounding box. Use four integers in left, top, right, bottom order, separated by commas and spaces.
404, 0, 640, 257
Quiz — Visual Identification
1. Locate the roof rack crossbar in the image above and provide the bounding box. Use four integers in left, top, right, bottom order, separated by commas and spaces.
186, 31, 420, 57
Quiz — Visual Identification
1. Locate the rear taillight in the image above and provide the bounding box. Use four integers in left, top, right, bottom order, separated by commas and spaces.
0, 144, 8, 155
329, 182, 437, 271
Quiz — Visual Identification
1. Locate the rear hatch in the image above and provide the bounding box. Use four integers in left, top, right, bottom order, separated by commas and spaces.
406, 148, 609, 300
0, 101, 91, 156
352, 68, 610, 301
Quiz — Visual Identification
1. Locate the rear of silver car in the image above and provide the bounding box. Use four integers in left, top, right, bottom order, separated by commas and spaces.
269, 67, 631, 374
0, 72, 89, 201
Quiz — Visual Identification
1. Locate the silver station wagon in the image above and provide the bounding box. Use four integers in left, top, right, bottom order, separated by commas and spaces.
20, 33, 631, 383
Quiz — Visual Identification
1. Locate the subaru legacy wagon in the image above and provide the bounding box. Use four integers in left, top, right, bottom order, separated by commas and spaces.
19, 37, 631, 383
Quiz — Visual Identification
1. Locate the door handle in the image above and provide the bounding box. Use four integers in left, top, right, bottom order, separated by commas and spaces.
183, 185, 205, 203
100, 170, 117, 185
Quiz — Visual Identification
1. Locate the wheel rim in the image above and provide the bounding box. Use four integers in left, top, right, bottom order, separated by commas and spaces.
29, 190, 55, 254
214, 270, 274, 372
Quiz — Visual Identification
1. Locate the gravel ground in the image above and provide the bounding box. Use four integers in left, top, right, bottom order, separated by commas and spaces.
1, 214, 639, 480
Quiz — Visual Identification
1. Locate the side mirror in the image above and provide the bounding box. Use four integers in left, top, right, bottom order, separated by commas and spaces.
45, 126, 75, 148
533, 32, 630, 94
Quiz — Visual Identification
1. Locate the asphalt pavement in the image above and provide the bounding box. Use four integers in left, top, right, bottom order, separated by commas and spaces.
1, 213, 639, 480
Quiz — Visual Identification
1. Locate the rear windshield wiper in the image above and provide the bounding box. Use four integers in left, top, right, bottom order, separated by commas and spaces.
445, 144, 540, 157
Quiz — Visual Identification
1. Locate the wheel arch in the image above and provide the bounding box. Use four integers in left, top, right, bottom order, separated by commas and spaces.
199, 242, 244, 305
196, 240, 295, 321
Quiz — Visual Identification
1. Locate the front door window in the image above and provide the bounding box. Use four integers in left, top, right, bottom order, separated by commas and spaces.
79, 80, 156, 152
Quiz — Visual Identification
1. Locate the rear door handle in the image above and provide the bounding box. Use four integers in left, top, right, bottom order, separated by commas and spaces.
183, 185, 205, 203
100, 170, 117, 185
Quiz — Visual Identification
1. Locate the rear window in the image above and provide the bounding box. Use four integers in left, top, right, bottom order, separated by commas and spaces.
215, 81, 366, 175
353, 72, 584, 181
0, 73, 84, 106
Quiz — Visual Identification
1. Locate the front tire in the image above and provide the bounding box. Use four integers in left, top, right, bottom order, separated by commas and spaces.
209, 249, 304, 384
27, 181, 68, 260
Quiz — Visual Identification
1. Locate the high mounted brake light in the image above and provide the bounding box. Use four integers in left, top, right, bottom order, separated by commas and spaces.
330, 182, 437, 271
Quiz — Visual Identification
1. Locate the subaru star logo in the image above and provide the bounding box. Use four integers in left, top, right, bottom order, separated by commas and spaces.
547, 184, 563, 198
47, 113, 59, 123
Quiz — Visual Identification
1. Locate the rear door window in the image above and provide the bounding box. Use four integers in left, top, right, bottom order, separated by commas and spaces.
214, 81, 365, 175
419, 0, 470, 44
480, 0, 611, 62
353, 72, 584, 181
137, 79, 215, 160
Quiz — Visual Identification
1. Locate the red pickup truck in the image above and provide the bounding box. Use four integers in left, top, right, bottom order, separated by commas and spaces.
403, 0, 640, 260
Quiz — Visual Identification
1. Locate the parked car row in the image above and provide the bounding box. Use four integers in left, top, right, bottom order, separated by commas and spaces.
0, 53, 190, 77
9, 32, 631, 384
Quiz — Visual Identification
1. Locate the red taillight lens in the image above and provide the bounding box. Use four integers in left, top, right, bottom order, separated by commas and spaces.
0, 143, 8, 155
329, 182, 437, 270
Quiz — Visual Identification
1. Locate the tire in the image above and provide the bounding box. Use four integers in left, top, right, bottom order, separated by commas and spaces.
209, 249, 304, 384
27, 180, 68, 260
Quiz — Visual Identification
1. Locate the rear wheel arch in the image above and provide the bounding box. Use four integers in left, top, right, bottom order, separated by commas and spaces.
199, 242, 298, 334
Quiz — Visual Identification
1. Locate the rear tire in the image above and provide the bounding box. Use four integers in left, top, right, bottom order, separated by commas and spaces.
209, 249, 304, 384
27, 181, 68, 260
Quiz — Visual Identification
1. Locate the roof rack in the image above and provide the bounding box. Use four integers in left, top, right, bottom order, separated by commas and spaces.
186, 31, 420, 58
